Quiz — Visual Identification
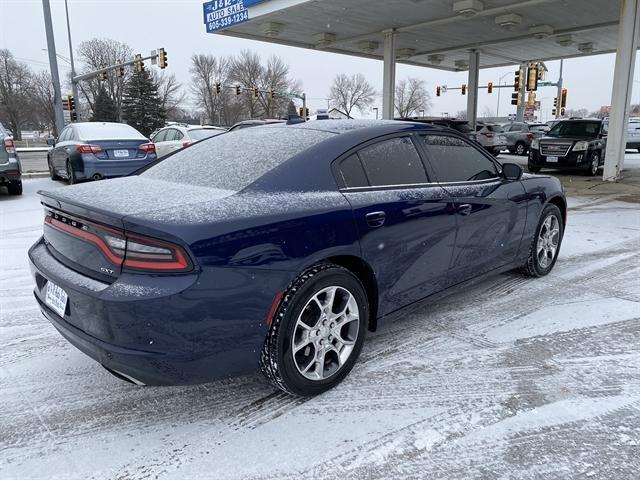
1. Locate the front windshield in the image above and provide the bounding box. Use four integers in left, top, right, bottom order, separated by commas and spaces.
547, 121, 601, 138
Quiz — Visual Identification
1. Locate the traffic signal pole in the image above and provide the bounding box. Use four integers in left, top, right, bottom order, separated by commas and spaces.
72, 53, 159, 83
42, 0, 65, 135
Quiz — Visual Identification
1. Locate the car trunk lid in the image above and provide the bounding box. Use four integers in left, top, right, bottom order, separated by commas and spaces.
87, 139, 149, 160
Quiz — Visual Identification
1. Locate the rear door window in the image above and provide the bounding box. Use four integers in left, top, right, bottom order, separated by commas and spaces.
420, 135, 499, 182
337, 154, 368, 188
356, 136, 428, 187
154, 130, 167, 142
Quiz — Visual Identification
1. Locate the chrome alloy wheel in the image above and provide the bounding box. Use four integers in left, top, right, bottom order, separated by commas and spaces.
291, 286, 360, 381
537, 214, 560, 269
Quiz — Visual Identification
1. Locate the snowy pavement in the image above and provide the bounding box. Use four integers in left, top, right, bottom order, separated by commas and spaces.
1, 177, 639, 479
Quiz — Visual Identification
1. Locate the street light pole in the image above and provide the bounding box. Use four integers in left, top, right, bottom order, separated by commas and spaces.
64, 0, 80, 120
496, 71, 511, 118
42, 0, 65, 135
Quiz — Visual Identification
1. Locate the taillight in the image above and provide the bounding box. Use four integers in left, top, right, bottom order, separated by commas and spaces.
77, 144, 103, 154
44, 209, 191, 273
138, 143, 156, 154
182, 141, 191, 148
527, 132, 534, 140
4, 138, 15, 154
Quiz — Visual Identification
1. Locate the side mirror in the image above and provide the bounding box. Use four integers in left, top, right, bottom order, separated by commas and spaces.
46, 137, 56, 146
502, 162, 523, 180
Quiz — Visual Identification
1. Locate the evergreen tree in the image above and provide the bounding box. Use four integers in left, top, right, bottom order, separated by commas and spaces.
122, 69, 166, 137
90, 86, 118, 122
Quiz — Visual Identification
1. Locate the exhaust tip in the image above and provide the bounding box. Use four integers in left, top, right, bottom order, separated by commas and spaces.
92, 174, 104, 180
102, 365, 146, 386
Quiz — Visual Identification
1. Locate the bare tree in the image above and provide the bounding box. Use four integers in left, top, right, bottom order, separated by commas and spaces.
151, 71, 184, 120
328, 73, 375, 118
31, 71, 58, 135
481, 105, 495, 119
76, 38, 132, 119
190, 53, 241, 126
394, 78, 431, 118
229, 50, 264, 119
0, 49, 34, 139
564, 108, 589, 118
455, 109, 468, 120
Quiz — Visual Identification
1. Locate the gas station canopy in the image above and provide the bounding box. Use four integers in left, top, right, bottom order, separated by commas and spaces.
216, 0, 621, 71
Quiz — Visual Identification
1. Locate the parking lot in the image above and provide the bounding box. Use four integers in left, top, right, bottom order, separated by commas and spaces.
1, 155, 639, 479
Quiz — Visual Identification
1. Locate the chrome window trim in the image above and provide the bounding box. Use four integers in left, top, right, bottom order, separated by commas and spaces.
340, 176, 501, 193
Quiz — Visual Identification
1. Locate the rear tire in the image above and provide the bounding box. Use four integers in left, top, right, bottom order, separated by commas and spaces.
7, 180, 22, 195
515, 141, 526, 156
260, 264, 369, 397
522, 203, 563, 277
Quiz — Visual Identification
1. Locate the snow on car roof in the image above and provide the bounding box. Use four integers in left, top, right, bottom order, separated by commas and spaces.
74, 122, 147, 141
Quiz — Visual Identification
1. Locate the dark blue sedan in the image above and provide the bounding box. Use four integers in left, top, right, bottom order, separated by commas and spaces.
29, 120, 566, 396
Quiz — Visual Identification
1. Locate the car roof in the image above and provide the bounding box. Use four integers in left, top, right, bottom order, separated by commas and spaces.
264, 119, 431, 135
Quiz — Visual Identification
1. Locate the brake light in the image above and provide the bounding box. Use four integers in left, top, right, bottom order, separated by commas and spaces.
77, 144, 103, 154
4, 138, 15, 154
138, 143, 156, 154
44, 209, 191, 273
527, 132, 534, 140
182, 141, 191, 148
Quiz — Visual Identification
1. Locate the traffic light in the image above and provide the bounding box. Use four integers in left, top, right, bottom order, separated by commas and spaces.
68, 95, 75, 111
253, 87, 259, 99
235, 85, 241, 96
514, 69, 521, 92
134, 54, 144, 73
270, 89, 275, 99
436, 85, 441, 97
305, 107, 309, 117
98, 67, 106, 82
158, 48, 167, 69
552, 109, 557, 116
215, 82, 221, 95
526, 63, 538, 91
461, 84, 466, 95
527, 91, 536, 107
560, 107, 566, 116
560, 88, 568, 108
487, 82, 493, 94
553, 97, 558, 108
511, 92, 519, 106
116, 66, 124, 77
298, 107, 304, 116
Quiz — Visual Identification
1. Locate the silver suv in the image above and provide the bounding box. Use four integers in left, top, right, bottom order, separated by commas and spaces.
0, 123, 22, 195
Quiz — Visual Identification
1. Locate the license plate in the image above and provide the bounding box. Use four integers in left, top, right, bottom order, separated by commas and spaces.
113, 149, 129, 158
45, 281, 68, 317
547, 156, 559, 163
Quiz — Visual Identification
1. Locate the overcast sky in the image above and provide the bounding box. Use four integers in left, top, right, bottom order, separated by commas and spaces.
1, 0, 639, 122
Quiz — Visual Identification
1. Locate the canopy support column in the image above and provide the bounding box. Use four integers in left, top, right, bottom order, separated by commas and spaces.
467, 50, 480, 129
382, 29, 396, 120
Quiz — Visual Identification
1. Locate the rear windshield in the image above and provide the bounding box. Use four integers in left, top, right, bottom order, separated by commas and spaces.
76, 123, 146, 140
143, 126, 334, 190
547, 121, 601, 138
188, 128, 225, 141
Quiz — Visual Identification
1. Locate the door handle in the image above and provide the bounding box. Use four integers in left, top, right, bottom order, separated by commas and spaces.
365, 211, 386, 228
457, 204, 472, 216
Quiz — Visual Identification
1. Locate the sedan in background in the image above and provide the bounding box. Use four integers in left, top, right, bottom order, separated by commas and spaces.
152, 125, 227, 158
29, 120, 565, 396
627, 117, 640, 152
47, 122, 157, 184
0, 123, 21, 195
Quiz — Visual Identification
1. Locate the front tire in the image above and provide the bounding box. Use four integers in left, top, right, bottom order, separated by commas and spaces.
260, 264, 369, 396
586, 152, 601, 176
522, 203, 564, 277
515, 141, 526, 156
7, 180, 22, 195
66, 160, 77, 185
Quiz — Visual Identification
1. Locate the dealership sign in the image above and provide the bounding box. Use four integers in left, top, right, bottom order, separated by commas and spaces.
203, 0, 267, 33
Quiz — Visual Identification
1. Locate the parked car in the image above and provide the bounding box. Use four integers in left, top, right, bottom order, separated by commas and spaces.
502, 122, 549, 155
47, 122, 157, 184
397, 117, 474, 137
529, 118, 607, 175
152, 125, 227, 158
228, 119, 285, 131
626, 117, 640, 152
29, 120, 566, 396
474, 123, 508, 156
0, 123, 22, 195
546, 120, 560, 130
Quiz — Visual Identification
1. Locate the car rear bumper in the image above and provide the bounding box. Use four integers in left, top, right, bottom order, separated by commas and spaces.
28, 237, 277, 385
528, 149, 597, 170
78, 156, 156, 180
626, 140, 640, 149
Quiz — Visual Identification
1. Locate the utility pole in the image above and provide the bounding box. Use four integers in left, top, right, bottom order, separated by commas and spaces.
555, 59, 564, 119
42, 0, 65, 135
64, 0, 80, 120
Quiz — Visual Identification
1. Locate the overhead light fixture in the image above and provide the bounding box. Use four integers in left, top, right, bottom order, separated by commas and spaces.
495, 13, 522, 30
453, 0, 484, 17
454, 59, 469, 70
428, 54, 445, 65
358, 40, 379, 53
262, 22, 284, 38
555, 34, 574, 47
529, 24, 554, 39
313, 32, 335, 47
578, 42, 595, 53
396, 48, 416, 59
